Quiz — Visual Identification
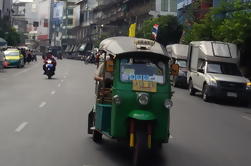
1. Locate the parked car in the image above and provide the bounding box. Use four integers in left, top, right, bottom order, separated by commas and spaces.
4, 48, 25, 68
187, 41, 251, 103
166, 44, 188, 88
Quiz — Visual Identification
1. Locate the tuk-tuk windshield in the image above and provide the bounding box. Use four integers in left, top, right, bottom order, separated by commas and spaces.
120, 58, 165, 84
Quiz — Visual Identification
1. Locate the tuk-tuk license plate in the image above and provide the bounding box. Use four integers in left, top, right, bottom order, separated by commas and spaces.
227, 92, 237, 98
132, 80, 157, 93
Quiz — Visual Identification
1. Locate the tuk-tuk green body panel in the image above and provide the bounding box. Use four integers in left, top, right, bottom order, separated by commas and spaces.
128, 110, 156, 120
109, 58, 171, 142
95, 104, 112, 135
111, 89, 170, 141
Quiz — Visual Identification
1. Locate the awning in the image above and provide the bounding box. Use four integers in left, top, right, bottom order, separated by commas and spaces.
79, 43, 87, 52
37, 35, 48, 40
70, 45, 75, 52
64, 45, 69, 52
73, 44, 80, 52
65, 45, 71, 52
0, 37, 7, 46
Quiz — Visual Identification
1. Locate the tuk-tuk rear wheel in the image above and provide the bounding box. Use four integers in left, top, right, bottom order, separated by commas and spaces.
93, 130, 102, 143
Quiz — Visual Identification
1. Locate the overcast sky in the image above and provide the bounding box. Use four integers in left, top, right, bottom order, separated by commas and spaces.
13, 0, 34, 3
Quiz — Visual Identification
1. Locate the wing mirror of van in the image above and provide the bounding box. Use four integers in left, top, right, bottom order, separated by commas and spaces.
171, 64, 179, 76
197, 68, 204, 73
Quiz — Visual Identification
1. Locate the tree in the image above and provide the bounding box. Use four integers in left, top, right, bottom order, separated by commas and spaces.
0, 16, 21, 46
137, 15, 183, 46
183, 0, 251, 45
182, 0, 251, 77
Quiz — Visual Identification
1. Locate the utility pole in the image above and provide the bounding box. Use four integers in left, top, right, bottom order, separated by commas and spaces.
49, 0, 55, 46
65, 0, 69, 42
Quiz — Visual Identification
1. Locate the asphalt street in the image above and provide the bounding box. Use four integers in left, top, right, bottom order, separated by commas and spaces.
0, 58, 250, 166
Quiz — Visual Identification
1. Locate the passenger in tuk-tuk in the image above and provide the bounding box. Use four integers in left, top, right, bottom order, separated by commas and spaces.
94, 54, 114, 88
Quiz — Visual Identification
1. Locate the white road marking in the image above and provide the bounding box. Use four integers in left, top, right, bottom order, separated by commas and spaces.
61, 80, 64, 82
242, 115, 251, 121
39, 102, 47, 108
51, 90, 56, 95
13, 68, 31, 77
15, 122, 29, 132
58, 83, 61, 87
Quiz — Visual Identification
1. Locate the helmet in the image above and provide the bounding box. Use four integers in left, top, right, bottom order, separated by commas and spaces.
47, 52, 53, 58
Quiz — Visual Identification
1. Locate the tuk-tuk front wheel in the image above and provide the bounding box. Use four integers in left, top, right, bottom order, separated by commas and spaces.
93, 130, 102, 143
133, 130, 147, 166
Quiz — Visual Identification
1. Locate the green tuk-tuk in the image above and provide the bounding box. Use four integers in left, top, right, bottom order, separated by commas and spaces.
88, 36, 178, 165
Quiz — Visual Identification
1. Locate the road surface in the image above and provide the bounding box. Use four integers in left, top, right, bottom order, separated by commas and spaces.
0, 58, 250, 166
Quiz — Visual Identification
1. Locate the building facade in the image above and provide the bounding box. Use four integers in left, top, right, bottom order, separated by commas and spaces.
0, 0, 12, 19
57, 0, 178, 57
213, 0, 251, 7
67, 0, 178, 52
177, 0, 213, 23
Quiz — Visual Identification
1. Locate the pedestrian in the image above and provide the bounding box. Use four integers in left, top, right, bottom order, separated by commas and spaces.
0, 49, 5, 72
26, 50, 32, 64
20, 48, 27, 65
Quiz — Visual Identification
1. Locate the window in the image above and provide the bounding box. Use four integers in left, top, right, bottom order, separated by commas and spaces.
212, 43, 231, 58
120, 57, 166, 84
68, 9, 73, 15
4, 51, 19, 56
176, 59, 187, 68
68, 19, 73, 25
161, 0, 169, 11
207, 62, 242, 76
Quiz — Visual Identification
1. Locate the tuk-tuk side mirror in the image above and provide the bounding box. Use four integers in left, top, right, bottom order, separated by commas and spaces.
171, 64, 179, 76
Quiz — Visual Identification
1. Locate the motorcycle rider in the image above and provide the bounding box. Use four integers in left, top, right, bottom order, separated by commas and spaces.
43, 51, 57, 74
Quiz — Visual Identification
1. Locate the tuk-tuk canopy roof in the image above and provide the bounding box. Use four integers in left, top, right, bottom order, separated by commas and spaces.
99, 36, 169, 58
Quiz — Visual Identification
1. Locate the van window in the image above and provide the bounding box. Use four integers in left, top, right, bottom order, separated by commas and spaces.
176, 59, 187, 68
212, 43, 231, 58
198, 59, 205, 70
207, 62, 242, 76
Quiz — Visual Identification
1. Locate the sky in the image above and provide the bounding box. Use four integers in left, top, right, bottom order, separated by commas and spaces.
13, 0, 33, 3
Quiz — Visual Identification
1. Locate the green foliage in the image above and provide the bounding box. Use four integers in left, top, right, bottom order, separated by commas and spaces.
137, 15, 183, 46
183, 0, 251, 45
182, 0, 251, 77
0, 17, 21, 46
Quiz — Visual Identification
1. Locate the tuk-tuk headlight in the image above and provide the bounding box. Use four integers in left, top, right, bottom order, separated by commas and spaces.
164, 99, 173, 109
113, 95, 121, 105
138, 93, 149, 105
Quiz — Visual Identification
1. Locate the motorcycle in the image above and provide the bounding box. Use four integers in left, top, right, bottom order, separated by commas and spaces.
85, 53, 95, 64
45, 59, 55, 79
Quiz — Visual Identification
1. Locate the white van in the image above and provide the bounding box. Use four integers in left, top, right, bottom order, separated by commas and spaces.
187, 41, 251, 103
166, 44, 188, 87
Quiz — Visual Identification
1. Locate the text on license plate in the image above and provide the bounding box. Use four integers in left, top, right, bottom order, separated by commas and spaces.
227, 92, 237, 97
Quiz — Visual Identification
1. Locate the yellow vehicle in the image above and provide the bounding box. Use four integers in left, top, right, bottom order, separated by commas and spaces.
4, 48, 25, 68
